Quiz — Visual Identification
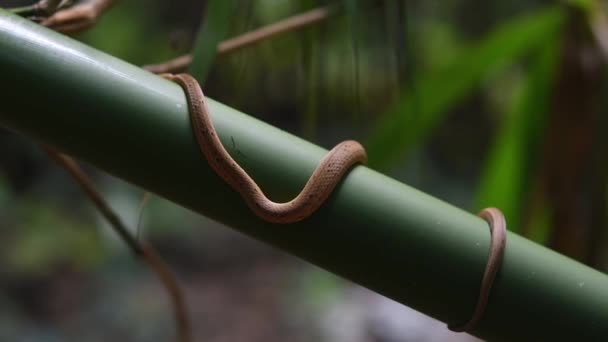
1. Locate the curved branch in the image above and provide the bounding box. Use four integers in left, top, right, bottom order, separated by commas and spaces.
143, 5, 334, 74
44, 149, 191, 342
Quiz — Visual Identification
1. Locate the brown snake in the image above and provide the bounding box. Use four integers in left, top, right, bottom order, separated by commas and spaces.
449, 207, 507, 332
161, 73, 367, 224
161, 73, 506, 332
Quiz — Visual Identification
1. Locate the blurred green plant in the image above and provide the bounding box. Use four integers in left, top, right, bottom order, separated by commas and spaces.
189, 0, 235, 82
365, 5, 565, 170
474, 30, 561, 239
5, 201, 103, 274
78, 0, 178, 65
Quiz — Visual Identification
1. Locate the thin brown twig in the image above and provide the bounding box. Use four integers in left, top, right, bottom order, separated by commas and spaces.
8, 0, 64, 17
35, 3, 332, 337
44, 147, 192, 342
143, 5, 335, 74
136, 191, 152, 240
144, 54, 193, 75
139, 243, 191, 342
41, 0, 118, 34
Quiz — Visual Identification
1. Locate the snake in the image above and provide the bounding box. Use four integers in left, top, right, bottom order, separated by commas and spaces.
161, 73, 506, 332
161, 73, 367, 224
449, 207, 507, 332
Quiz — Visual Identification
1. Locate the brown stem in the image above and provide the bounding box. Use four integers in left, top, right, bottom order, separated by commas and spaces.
139, 243, 192, 342
143, 5, 334, 74
44, 147, 192, 342
144, 54, 193, 75
9, 0, 63, 17
41, 0, 118, 34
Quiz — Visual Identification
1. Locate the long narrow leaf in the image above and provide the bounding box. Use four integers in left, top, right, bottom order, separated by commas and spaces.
474, 32, 562, 237
189, 0, 235, 82
366, 6, 565, 169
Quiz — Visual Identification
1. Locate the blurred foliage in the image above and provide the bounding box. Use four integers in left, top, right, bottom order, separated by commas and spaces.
189, 0, 235, 81
0, 173, 10, 207
474, 26, 561, 239
366, 6, 564, 169
4, 201, 103, 274
77, 0, 184, 65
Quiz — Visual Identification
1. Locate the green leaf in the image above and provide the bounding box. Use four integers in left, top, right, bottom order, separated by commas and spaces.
564, 0, 593, 12
474, 27, 561, 237
365, 5, 565, 169
189, 0, 236, 82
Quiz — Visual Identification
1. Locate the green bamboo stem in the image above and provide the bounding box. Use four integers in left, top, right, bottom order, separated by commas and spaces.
0, 9, 607, 341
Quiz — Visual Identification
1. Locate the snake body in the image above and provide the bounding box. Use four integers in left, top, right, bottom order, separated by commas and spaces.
162, 73, 367, 223
162, 73, 506, 332
449, 207, 506, 332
